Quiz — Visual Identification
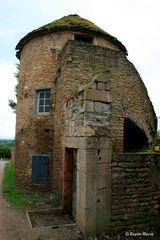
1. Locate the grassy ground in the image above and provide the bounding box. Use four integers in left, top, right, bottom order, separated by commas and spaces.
2, 161, 58, 209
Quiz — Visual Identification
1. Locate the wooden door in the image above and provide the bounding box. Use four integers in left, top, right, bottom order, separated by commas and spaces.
72, 149, 77, 219
62, 148, 77, 219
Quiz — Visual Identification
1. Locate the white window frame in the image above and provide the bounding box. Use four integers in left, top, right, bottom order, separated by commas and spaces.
36, 89, 51, 114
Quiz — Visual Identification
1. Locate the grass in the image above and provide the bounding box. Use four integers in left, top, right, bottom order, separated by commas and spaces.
16, 14, 127, 56
2, 161, 56, 209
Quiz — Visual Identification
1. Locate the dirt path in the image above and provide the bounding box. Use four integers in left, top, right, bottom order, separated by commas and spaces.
0, 161, 83, 240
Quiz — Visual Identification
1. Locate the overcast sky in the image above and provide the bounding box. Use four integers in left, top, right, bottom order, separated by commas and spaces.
0, 0, 160, 139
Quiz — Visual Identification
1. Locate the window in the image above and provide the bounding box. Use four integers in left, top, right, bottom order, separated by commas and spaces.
75, 34, 93, 43
36, 89, 51, 113
32, 155, 49, 184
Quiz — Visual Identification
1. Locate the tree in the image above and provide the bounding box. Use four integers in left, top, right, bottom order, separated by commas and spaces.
0, 143, 12, 158
8, 63, 19, 113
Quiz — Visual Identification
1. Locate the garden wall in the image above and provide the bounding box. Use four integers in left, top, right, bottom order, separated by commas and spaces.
112, 153, 160, 237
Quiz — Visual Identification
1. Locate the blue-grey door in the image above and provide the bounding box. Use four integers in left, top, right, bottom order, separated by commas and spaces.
32, 155, 49, 184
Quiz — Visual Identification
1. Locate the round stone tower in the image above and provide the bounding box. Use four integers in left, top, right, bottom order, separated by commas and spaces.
14, 14, 156, 194
14, 14, 127, 190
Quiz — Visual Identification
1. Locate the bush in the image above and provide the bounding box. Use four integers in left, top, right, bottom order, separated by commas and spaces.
0, 144, 11, 158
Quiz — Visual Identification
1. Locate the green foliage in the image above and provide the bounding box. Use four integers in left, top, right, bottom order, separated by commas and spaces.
8, 63, 19, 113
8, 99, 17, 112
50, 193, 59, 206
152, 130, 160, 146
3, 161, 14, 192
3, 162, 56, 209
0, 140, 14, 158
0, 144, 11, 158
157, 129, 160, 139
16, 14, 127, 56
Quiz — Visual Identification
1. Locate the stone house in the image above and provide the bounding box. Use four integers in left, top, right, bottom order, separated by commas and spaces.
14, 15, 157, 236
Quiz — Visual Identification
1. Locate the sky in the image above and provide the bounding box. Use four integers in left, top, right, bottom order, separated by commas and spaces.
0, 0, 160, 139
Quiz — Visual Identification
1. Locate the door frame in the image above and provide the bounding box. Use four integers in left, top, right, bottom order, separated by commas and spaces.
62, 148, 77, 216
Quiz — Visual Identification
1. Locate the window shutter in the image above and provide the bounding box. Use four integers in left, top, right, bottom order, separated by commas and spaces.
32, 156, 49, 184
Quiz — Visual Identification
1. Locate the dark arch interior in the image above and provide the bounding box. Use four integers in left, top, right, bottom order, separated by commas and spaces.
124, 118, 149, 152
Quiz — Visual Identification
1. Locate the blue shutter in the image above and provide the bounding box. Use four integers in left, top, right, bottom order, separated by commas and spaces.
32, 156, 49, 183
32, 156, 39, 183
40, 157, 49, 183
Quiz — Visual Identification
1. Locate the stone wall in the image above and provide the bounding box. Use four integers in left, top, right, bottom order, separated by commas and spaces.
52, 40, 158, 235
15, 30, 123, 191
53, 40, 156, 195
63, 81, 112, 235
56, 40, 156, 151
14, 33, 58, 190
14, 27, 159, 237
64, 77, 111, 138
112, 153, 160, 237
15, 31, 157, 195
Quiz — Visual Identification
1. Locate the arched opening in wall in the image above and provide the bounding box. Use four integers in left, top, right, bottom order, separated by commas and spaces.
123, 118, 149, 152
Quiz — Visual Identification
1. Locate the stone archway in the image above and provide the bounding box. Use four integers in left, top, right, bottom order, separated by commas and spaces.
123, 118, 149, 152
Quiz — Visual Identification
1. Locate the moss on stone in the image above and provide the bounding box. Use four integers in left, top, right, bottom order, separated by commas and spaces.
16, 14, 127, 56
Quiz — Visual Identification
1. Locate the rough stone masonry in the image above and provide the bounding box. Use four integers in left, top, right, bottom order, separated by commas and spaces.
13, 15, 158, 237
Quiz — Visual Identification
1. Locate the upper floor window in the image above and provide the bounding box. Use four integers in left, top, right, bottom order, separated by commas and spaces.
75, 34, 93, 43
36, 89, 51, 114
